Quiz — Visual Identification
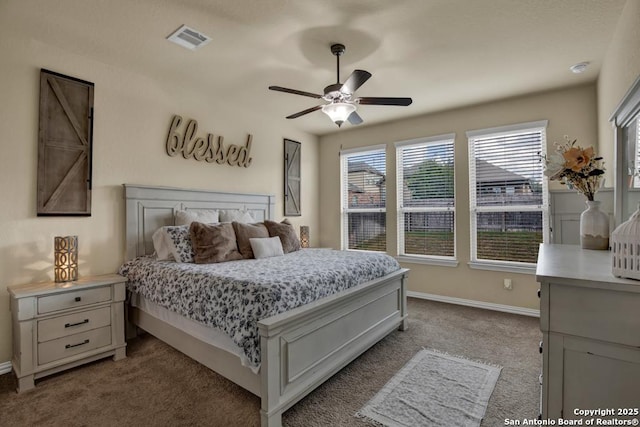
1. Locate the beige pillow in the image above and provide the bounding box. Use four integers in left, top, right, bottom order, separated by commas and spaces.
264, 219, 301, 254
189, 222, 243, 264
219, 209, 254, 223
175, 209, 219, 226
232, 222, 269, 259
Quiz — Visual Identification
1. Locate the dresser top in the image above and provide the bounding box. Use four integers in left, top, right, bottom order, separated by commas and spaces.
536, 244, 640, 291
7, 274, 126, 298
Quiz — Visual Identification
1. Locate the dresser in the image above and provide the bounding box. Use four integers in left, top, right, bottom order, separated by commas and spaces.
536, 244, 640, 419
8, 274, 127, 392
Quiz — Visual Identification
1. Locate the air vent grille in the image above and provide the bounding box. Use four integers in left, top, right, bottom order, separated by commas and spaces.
167, 25, 211, 50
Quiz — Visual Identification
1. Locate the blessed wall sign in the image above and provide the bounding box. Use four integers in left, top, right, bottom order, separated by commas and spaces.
166, 114, 253, 167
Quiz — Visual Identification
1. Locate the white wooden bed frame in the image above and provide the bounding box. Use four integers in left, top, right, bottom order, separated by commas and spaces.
122, 184, 409, 427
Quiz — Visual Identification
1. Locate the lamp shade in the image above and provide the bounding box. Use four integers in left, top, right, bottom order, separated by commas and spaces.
321, 102, 356, 127
54, 236, 78, 282
300, 226, 310, 248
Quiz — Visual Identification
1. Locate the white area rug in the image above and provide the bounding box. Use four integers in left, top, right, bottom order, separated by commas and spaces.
356, 349, 502, 427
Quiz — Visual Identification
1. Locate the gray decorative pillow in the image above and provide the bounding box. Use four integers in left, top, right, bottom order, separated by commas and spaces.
232, 222, 269, 259
189, 222, 243, 264
264, 219, 301, 254
164, 225, 195, 263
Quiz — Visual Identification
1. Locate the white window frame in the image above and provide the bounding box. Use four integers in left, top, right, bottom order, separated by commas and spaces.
340, 144, 387, 252
631, 115, 640, 188
395, 134, 458, 267
467, 120, 549, 274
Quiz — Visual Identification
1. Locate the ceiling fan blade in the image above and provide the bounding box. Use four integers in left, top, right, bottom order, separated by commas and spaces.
286, 105, 323, 119
347, 111, 363, 125
358, 97, 413, 106
269, 86, 323, 99
341, 70, 372, 94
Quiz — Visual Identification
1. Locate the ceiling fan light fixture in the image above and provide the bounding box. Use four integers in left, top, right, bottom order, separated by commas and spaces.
322, 102, 356, 127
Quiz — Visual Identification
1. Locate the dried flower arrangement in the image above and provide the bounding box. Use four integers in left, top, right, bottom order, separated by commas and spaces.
543, 136, 605, 201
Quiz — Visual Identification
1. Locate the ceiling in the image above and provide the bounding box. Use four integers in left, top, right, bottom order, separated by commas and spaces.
2, 0, 627, 136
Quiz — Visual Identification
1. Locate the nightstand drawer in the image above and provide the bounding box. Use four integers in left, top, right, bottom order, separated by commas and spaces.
38, 326, 112, 365
38, 307, 111, 342
38, 287, 111, 314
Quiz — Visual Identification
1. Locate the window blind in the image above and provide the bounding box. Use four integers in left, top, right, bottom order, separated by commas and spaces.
468, 121, 548, 264
396, 135, 455, 258
340, 147, 387, 252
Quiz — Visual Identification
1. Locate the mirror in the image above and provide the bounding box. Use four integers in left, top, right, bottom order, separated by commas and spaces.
611, 75, 640, 225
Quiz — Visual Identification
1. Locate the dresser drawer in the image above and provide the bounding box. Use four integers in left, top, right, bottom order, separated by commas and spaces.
38, 326, 112, 365
549, 284, 640, 347
37, 307, 111, 342
38, 287, 111, 314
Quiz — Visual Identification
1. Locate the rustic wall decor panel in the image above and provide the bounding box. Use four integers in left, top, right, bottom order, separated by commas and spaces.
37, 69, 94, 216
284, 139, 301, 216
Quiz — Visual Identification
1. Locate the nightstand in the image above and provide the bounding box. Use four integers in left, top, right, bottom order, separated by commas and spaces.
8, 274, 127, 392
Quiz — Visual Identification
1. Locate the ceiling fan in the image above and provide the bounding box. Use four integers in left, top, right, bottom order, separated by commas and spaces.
269, 43, 412, 127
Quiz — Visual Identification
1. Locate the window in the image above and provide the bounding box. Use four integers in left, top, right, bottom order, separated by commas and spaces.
631, 115, 640, 188
340, 145, 386, 252
396, 134, 456, 263
467, 121, 549, 271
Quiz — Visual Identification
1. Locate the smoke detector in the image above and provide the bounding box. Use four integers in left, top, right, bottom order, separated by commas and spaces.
569, 62, 590, 74
167, 25, 211, 51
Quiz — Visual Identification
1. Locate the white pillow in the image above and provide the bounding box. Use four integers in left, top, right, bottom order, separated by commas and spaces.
175, 209, 219, 226
249, 237, 284, 259
219, 209, 254, 223
152, 227, 173, 260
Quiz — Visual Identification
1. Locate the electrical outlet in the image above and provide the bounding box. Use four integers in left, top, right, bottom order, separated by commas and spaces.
503, 278, 513, 290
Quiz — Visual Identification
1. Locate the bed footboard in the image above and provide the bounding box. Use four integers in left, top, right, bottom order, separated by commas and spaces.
257, 268, 409, 427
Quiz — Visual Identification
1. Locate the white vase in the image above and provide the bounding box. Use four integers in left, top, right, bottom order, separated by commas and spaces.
580, 200, 609, 250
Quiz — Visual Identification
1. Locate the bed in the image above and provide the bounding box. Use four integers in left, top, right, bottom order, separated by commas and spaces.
121, 184, 409, 427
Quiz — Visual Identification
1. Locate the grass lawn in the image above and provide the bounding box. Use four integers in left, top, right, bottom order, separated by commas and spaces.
476, 231, 542, 263
352, 230, 541, 263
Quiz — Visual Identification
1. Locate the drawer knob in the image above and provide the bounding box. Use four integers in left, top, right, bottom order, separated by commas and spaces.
537, 289, 541, 298
65, 319, 89, 328
65, 339, 90, 349
74, 296, 82, 302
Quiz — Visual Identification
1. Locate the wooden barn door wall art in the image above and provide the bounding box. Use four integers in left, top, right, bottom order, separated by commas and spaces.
37, 69, 94, 216
284, 139, 301, 216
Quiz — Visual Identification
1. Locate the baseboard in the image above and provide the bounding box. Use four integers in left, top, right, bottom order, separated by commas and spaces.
0, 361, 12, 375
407, 291, 540, 318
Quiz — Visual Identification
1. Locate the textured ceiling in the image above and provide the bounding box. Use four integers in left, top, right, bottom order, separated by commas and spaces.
1, 0, 626, 135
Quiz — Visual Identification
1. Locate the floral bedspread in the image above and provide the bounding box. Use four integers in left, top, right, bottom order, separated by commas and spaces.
118, 248, 400, 367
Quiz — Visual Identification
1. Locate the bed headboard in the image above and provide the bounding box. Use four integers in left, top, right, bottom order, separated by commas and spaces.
123, 184, 275, 260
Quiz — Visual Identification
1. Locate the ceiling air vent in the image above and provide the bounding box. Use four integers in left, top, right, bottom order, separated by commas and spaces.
167, 25, 211, 51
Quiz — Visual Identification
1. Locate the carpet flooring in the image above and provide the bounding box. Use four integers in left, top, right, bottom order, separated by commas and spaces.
0, 298, 541, 426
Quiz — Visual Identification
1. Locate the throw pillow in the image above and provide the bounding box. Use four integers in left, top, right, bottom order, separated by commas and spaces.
232, 221, 269, 259
249, 237, 284, 259
264, 219, 301, 254
189, 221, 243, 264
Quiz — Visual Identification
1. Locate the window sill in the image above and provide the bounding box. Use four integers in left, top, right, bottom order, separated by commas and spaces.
396, 255, 459, 267
467, 260, 536, 275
